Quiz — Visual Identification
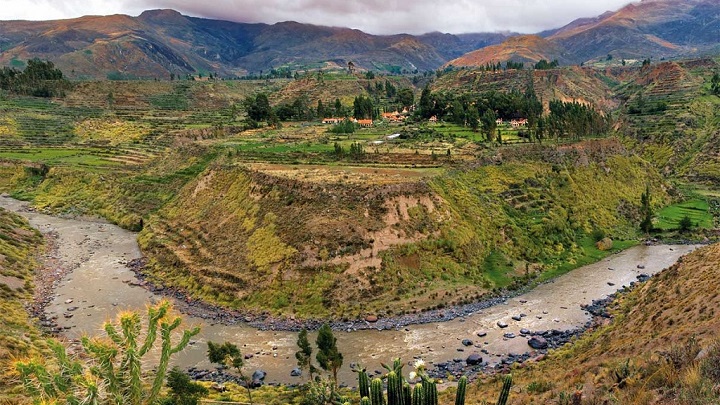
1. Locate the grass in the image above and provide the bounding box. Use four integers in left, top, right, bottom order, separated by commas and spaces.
656, 199, 715, 230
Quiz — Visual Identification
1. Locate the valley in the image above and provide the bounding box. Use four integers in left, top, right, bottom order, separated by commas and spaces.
0, 2, 719, 402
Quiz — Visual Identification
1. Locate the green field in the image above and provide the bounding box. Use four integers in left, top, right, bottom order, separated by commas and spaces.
656, 199, 715, 230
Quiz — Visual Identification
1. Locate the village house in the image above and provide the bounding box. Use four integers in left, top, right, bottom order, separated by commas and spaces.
322, 117, 342, 124
496, 118, 504, 125
381, 110, 406, 122
357, 119, 373, 127
428, 116, 438, 123
510, 118, 528, 128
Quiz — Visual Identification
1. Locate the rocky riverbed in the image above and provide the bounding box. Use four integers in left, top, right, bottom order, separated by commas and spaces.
0, 195, 700, 386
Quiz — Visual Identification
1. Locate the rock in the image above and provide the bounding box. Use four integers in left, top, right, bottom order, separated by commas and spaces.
637, 264, 646, 269
462, 339, 473, 347
251, 370, 266, 387
511, 315, 522, 321
244, 354, 254, 359
476, 331, 487, 337
290, 368, 302, 377
607, 282, 615, 286
520, 328, 531, 335
595, 237, 613, 251
466, 354, 482, 365
64, 299, 73, 304
503, 333, 516, 339
528, 336, 548, 350
497, 321, 508, 328
365, 315, 378, 323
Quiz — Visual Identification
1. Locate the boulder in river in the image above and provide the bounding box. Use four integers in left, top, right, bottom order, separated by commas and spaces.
466, 354, 482, 365
528, 336, 549, 350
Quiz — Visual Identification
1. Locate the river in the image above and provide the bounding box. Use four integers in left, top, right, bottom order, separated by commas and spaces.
0, 195, 699, 385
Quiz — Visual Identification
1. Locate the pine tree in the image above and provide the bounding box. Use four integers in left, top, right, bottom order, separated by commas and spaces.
296, 329, 316, 381
316, 324, 343, 382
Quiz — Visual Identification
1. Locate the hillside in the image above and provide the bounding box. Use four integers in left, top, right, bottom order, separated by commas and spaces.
0, 10, 485, 79
445, 35, 568, 68
0, 207, 45, 403
131, 139, 663, 319
617, 58, 720, 184
448, 0, 720, 68
460, 242, 720, 404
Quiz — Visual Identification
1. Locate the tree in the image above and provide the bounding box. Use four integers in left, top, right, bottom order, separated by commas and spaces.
244, 93, 272, 122
317, 100, 326, 118
678, 215, 694, 233
316, 324, 343, 382
419, 85, 433, 118
711, 73, 720, 96
15, 301, 199, 405
164, 367, 208, 405
397, 88, 414, 108
296, 329, 316, 381
640, 185, 653, 234
480, 109, 497, 142
207, 341, 253, 403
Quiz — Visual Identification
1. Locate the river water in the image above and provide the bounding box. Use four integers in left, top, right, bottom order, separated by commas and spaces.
0, 195, 699, 385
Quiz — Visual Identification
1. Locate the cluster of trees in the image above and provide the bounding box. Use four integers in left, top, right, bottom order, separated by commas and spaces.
712, 73, 720, 96
541, 100, 610, 140
364, 80, 414, 112
534, 59, 560, 70
0, 58, 70, 97
353, 95, 377, 120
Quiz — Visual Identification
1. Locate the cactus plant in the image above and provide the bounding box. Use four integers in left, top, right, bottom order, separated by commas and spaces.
497, 374, 513, 405
387, 371, 404, 405
403, 382, 412, 405
361, 397, 372, 405
371, 377, 385, 405
455, 376, 467, 405
358, 368, 371, 399
422, 378, 438, 405
412, 383, 424, 405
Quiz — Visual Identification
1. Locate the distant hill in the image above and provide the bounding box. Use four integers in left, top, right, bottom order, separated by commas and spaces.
448, 0, 720, 67
0, 0, 718, 78
0, 10, 506, 79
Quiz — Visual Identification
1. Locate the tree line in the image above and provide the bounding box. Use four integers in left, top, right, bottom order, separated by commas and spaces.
0, 58, 71, 97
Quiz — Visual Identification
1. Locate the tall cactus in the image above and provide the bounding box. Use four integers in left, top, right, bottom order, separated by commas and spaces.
422, 378, 438, 405
497, 374, 512, 405
361, 397, 372, 405
358, 369, 371, 399
455, 376, 468, 405
403, 382, 412, 405
387, 371, 404, 405
371, 377, 385, 405
412, 383, 424, 405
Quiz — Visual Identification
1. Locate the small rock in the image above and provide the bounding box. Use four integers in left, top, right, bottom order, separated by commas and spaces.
511, 315, 522, 321
520, 328, 531, 335
476, 331, 487, 337
64, 299, 73, 304
637, 264, 646, 269
497, 321, 508, 328
462, 339, 473, 347
365, 315, 378, 323
607, 282, 615, 286
503, 333, 516, 339
290, 368, 302, 377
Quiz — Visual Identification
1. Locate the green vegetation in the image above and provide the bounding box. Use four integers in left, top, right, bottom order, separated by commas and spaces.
15, 301, 199, 405
656, 199, 714, 231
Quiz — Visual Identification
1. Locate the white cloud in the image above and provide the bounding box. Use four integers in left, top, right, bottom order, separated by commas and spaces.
1, 0, 635, 34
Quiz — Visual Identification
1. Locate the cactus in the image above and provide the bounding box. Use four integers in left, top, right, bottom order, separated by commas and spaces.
359, 369, 371, 399
361, 397, 372, 405
412, 383, 424, 405
387, 371, 404, 405
371, 377, 385, 405
455, 376, 467, 405
403, 382, 412, 405
422, 378, 438, 405
497, 374, 512, 405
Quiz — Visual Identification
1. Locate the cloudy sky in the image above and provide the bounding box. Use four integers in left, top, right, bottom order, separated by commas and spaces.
3, 0, 635, 34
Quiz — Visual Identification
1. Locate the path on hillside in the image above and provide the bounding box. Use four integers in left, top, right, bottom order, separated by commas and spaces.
0, 195, 699, 385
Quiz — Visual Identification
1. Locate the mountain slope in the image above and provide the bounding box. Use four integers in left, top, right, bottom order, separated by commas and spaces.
0, 10, 478, 79
448, 0, 720, 68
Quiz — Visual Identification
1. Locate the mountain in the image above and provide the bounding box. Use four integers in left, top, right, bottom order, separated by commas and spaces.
0, 10, 504, 79
445, 35, 569, 68
449, 0, 720, 67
